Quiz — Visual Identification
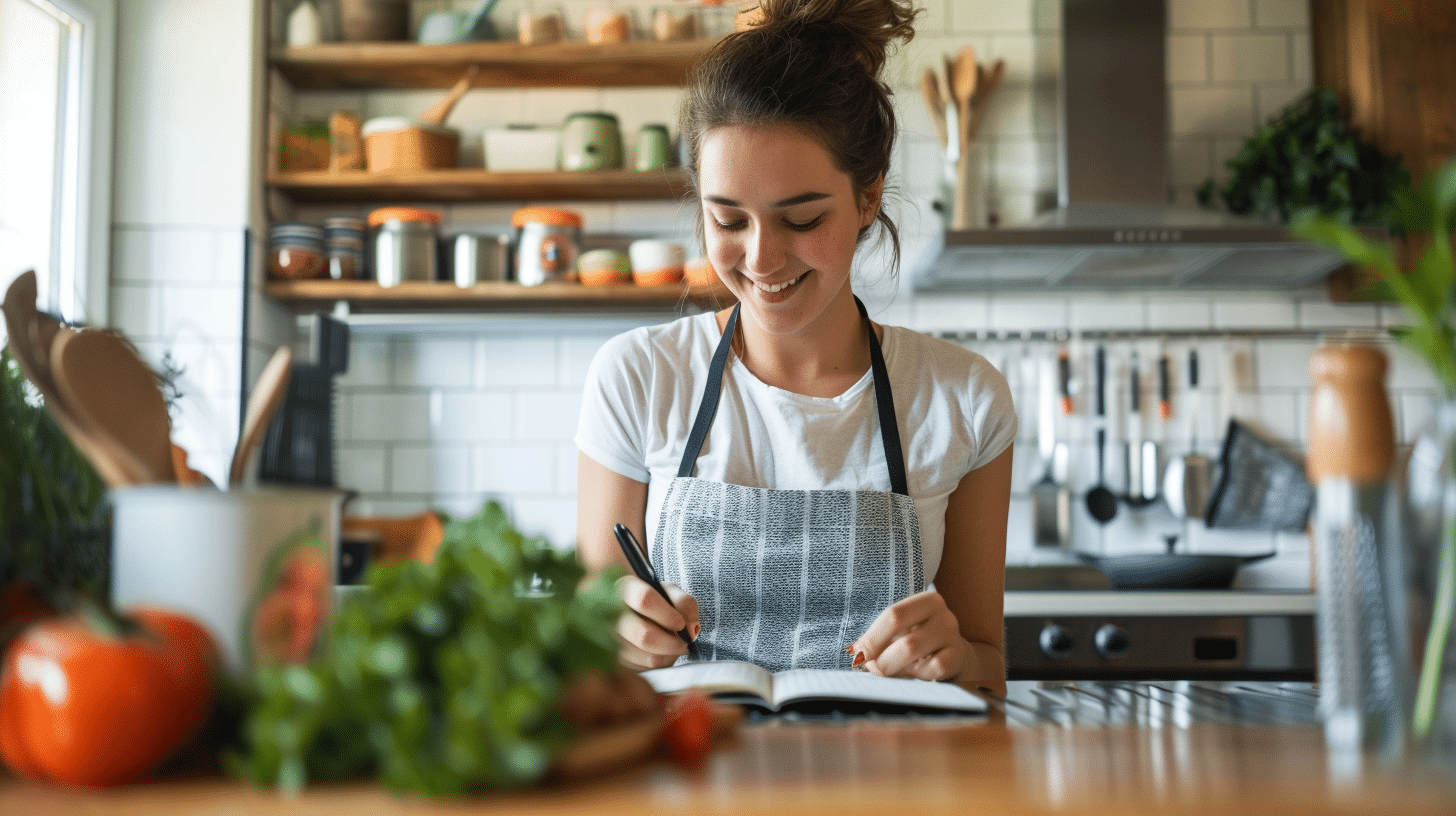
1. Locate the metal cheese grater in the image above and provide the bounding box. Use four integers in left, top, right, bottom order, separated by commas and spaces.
1307, 344, 1411, 763
1312, 478, 1407, 756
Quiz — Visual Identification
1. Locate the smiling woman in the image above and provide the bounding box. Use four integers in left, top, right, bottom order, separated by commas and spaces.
0, 0, 114, 326
575, 0, 1018, 696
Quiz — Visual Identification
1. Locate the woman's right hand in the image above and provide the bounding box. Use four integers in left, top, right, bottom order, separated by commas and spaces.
615, 575, 700, 670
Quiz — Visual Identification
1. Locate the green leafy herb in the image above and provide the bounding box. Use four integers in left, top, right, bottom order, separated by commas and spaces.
1292, 156, 1456, 742
0, 344, 110, 605
1198, 87, 1410, 228
228, 500, 623, 795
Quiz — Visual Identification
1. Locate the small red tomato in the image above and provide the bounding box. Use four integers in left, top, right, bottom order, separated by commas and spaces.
0, 605, 217, 787
660, 691, 715, 769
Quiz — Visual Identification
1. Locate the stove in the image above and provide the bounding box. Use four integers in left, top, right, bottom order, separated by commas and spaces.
1003, 591, 1316, 681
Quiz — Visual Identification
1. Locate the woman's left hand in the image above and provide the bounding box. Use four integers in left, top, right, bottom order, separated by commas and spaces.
851, 590, 970, 682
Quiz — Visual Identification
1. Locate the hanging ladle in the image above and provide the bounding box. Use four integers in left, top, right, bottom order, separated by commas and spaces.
1085, 345, 1118, 523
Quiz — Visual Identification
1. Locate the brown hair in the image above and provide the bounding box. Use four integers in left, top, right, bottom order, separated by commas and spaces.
679, 0, 920, 275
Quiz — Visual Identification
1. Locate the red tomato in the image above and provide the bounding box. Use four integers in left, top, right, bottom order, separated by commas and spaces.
0, 605, 216, 787
660, 691, 715, 769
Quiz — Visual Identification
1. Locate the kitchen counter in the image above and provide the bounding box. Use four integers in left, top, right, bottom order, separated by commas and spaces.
1, 680, 1451, 815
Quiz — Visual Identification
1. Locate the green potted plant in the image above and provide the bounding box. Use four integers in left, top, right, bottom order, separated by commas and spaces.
0, 344, 111, 625
1200, 87, 1410, 229
1293, 155, 1456, 757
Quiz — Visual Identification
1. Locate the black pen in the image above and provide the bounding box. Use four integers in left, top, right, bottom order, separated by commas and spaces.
613, 523, 698, 659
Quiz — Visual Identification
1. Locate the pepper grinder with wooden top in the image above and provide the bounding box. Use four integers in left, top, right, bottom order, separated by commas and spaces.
1307, 342, 1411, 763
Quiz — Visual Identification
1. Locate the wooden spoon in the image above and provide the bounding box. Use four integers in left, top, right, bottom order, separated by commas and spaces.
230, 345, 293, 486
419, 65, 479, 126
3, 272, 151, 486
965, 58, 1006, 142
49, 328, 176, 484
919, 67, 949, 152
949, 47, 978, 145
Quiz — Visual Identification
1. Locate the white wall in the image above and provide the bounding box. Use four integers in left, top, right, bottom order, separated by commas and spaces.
109, 0, 261, 485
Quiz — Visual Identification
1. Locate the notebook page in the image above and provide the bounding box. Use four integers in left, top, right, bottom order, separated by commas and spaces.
771, 670, 987, 712
642, 661, 774, 700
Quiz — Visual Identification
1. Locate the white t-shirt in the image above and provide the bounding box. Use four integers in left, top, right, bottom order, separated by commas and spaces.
575, 310, 1017, 584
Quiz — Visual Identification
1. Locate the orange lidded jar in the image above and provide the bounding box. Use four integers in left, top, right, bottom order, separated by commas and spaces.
512, 207, 583, 286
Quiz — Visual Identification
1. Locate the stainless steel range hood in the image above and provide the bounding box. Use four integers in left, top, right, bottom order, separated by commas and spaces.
916, 0, 1368, 292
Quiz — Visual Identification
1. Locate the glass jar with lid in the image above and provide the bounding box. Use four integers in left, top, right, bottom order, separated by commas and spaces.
511, 206, 582, 286
367, 206, 442, 287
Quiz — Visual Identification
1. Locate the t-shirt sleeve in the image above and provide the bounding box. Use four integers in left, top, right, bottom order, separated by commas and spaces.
966, 357, 1018, 472
575, 329, 653, 484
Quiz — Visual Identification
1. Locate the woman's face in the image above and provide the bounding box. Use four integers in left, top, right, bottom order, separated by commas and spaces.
698, 125, 878, 337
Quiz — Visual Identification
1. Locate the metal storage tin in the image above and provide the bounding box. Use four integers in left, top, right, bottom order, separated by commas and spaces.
368, 207, 441, 287
452, 233, 510, 286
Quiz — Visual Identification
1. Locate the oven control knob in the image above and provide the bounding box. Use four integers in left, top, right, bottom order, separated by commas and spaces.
1094, 624, 1130, 658
1038, 624, 1076, 660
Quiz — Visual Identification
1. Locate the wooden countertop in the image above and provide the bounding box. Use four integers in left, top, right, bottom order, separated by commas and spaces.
2, 682, 1451, 815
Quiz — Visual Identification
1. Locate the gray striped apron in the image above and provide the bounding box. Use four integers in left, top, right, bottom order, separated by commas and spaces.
652, 297, 924, 672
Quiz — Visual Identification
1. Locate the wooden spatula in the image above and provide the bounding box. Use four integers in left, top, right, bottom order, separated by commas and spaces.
49, 328, 176, 484
3, 271, 152, 486
230, 345, 293, 486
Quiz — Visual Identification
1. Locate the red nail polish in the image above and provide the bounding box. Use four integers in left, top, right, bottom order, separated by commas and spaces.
852, 651, 866, 668
692, 623, 701, 638
845, 643, 856, 655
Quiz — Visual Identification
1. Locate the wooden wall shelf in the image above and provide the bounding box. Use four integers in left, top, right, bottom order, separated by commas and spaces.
264, 279, 732, 314
267, 168, 690, 203
270, 40, 714, 90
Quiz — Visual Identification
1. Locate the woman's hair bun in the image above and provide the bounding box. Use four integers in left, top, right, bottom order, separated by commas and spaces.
747, 0, 919, 77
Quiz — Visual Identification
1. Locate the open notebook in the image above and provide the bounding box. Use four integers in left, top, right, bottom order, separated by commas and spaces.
643, 661, 988, 715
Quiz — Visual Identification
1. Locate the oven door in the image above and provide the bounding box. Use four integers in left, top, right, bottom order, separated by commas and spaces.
1004, 591, 1317, 682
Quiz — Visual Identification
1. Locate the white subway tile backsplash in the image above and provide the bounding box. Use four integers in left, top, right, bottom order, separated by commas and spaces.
338, 338, 391, 388
1212, 297, 1297, 329
439, 392, 514, 441
1254, 0, 1309, 29
337, 445, 389, 494
1254, 83, 1310, 123
1167, 33, 1210, 84
950, 0, 1034, 33
346, 393, 432, 441
557, 445, 580, 494
913, 296, 992, 332
160, 285, 244, 341
1169, 0, 1253, 31
478, 337, 560, 387
560, 334, 615, 387
1209, 32, 1292, 83
1291, 32, 1313, 85
392, 337, 475, 388
1296, 299, 1381, 329
475, 444, 556, 493
515, 391, 584, 441
1069, 295, 1147, 331
1170, 86, 1257, 136
1250, 338, 1319, 391
391, 445, 471, 494
1147, 294, 1217, 329
109, 284, 162, 338
985, 295, 1069, 332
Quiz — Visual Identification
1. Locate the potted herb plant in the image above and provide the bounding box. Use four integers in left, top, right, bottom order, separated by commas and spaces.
1200, 87, 1410, 229
1293, 155, 1456, 762
0, 344, 110, 628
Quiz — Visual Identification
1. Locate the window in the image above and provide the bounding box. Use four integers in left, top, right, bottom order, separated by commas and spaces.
0, 0, 113, 324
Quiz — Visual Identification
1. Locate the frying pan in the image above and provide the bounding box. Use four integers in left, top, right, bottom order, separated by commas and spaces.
1076, 536, 1276, 590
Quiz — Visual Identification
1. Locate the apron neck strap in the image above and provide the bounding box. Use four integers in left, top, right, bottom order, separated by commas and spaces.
677, 297, 909, 496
